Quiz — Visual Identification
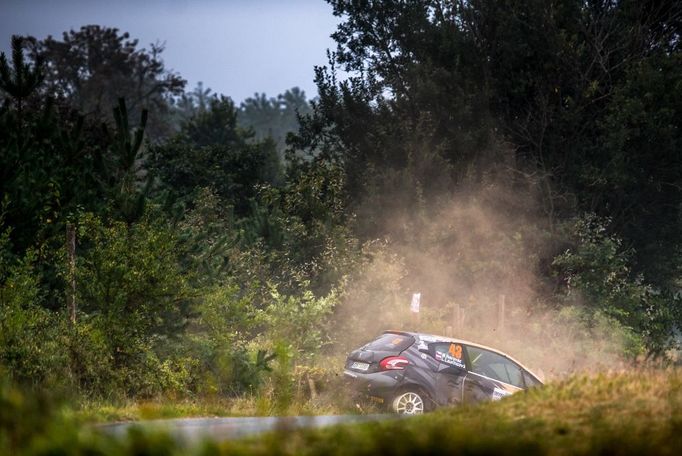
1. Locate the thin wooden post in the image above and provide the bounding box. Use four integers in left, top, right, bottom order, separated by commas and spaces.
66, 223, 76, 324
307, 376, 318, 400
455, 302, 462, 332
410, 292, 421, 328
497, 294, 506, 332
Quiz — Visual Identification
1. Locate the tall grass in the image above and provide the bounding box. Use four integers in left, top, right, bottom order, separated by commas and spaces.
3, 369, 682, 455
220, 369, 682, 455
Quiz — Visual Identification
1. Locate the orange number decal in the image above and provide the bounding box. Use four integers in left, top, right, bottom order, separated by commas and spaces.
448, 344, 462, 359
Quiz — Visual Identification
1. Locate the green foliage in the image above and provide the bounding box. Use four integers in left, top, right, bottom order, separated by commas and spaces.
0, 40, 97, 254
0, 248, 66, 385
186, 284, 271, 396
299, 0, 682, 287
270, 342, 294, 414
258, 284, 338, 356
76, 212, 190, 338
105, 98, 151, 223
238, 87, 312, 159
151, 96, 281, 215
71, 212, 192, 395
30, 25, 185, 138
240, 161, 359, 295
172, 81, 214, 124
2, 2, 682, 413
0, 35, 43, 108
596, 51, 682, 284
553, 215, 678, 357
0, 379, 60, 455
0, 28, 357, 403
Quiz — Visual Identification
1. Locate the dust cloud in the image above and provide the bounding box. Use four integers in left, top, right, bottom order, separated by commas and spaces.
332, 174, 629, 380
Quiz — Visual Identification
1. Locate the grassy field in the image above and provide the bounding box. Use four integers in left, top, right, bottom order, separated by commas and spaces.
218, 369, 682, 455
3, 369, 682, 454
75, 393, 358, 423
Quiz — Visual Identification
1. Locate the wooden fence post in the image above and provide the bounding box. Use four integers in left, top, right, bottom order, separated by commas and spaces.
455, 302, 462, 332
497, 294, 506, 332
66, 223, 76, 324
307, 375, 318, 400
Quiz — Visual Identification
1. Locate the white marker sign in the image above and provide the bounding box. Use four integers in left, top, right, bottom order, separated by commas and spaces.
410, 292, 421, 313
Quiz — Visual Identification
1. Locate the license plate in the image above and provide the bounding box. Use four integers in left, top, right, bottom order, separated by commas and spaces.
351, 361, 370, 371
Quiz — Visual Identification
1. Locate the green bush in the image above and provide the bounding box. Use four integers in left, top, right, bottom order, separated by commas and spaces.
0, 246, 68, 386
258, 284, 338, 356
71, 212, 193, 396
186, 283, 271, 396
553, 215, 677, 358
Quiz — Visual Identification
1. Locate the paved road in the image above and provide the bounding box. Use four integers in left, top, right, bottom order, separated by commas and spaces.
99, 415, 392, 442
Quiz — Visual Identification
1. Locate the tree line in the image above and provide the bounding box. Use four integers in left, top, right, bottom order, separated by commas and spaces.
1, 0, 681, 400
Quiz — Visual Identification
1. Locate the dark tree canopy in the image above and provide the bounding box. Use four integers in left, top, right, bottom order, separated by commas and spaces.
238, 87, 312, 159
28, 25, 185, 138
1, 2, 681, 403
151, 96, 282, 215
295, 0, 682, 286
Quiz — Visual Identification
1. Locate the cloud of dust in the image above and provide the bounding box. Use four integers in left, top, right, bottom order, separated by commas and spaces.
332, 174, 630, 380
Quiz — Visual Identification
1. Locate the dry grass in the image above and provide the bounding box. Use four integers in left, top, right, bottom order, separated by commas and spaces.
75, 366, 359, 423
6, 369, 682, 454
214, 368, 682, 455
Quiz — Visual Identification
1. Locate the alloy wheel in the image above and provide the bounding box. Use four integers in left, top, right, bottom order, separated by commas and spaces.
393, 391, 425, 415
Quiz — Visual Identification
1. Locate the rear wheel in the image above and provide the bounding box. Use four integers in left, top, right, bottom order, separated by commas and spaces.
391, 389, 427, 415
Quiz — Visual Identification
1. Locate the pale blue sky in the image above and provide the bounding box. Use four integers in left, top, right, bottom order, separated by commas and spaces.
0, 0, 340, 102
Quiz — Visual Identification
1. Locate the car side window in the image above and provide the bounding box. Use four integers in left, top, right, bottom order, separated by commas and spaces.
523, 370, 541, 388
430, 342, 466, 369
465, 346, 524, 388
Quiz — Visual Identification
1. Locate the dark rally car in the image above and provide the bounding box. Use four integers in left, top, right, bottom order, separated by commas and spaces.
344, 331, 543, 414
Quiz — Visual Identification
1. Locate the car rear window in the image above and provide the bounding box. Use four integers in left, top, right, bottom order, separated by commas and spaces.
364, 333, 414, 352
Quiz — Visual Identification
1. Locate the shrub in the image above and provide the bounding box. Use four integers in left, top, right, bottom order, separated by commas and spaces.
258, 284, 338, 357
68, 212, 193, 397
553, 215, 678, 358
0, 247, 67, 386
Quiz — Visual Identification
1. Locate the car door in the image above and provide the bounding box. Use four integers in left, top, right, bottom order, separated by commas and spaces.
462, 345, 524, 403
427, 342, 468, 406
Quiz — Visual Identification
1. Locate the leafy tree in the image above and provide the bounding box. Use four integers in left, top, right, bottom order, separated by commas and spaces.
0, 244, 65, 386
74, 212, 192, 394
0, 36, 43, 118
297, 0, 682, 279
151, 96, 281, 215
0, 37, 98, 256
238, 87, 312, 159
288, 0, 682, 354
594, 51, 682, 285
103, 98, 152, 224
27, 26, 185, 138
553, 215, 679, 358
171, 81, 214, 127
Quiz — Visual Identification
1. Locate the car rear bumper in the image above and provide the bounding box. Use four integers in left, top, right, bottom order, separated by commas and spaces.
344, 369, 404, 401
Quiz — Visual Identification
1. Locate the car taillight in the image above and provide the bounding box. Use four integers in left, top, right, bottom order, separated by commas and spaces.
380, 356, 409, 370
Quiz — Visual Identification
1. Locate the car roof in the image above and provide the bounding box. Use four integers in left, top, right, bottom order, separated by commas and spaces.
383, 330, 544, 384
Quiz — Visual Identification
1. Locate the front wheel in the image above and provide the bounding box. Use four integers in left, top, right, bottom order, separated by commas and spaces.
391, 390, 427, 415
